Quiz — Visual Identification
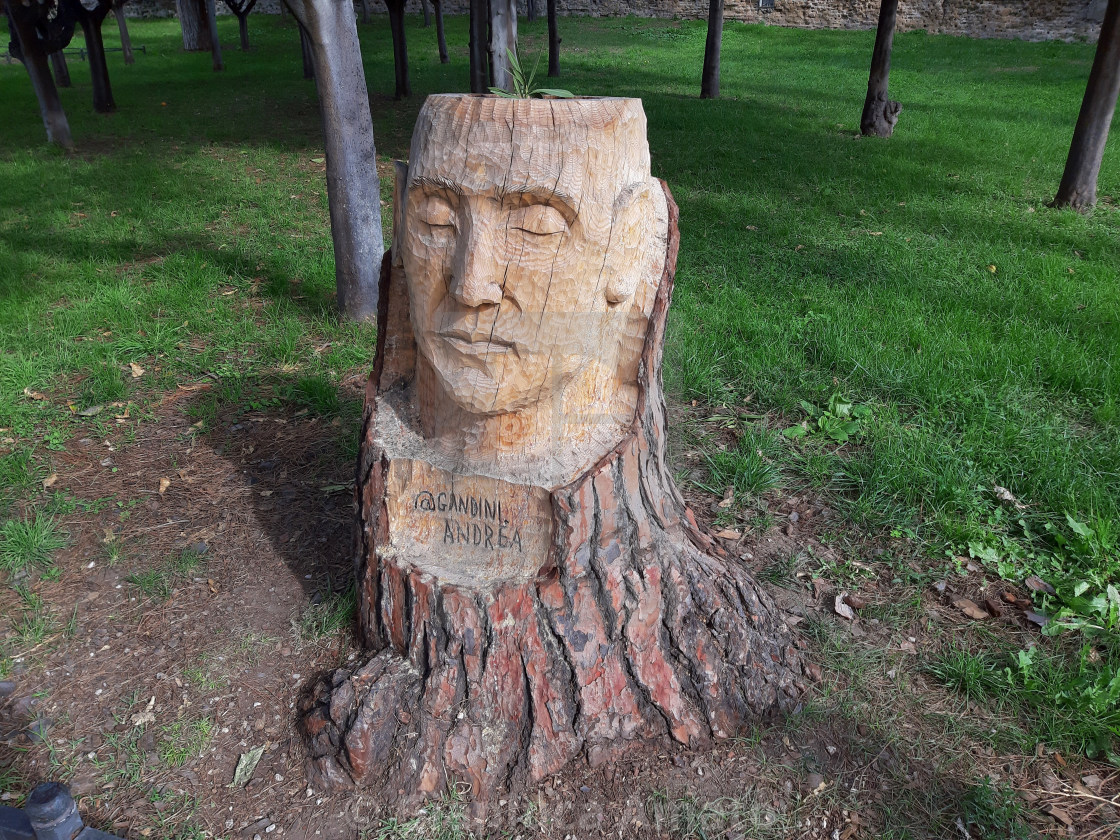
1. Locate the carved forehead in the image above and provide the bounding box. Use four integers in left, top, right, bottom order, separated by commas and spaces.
408, 95, 652, 206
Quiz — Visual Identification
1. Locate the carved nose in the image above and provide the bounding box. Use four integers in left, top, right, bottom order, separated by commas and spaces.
449, 233, 504, 307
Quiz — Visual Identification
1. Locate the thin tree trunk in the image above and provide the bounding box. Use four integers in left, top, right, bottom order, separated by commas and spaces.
360, 0, 370, 24
469, 0, 488, 92
8, 9, 74, 148
237, 13, 250, 49
433, 0, 448, 63
205, 0, 224, 69
420, 0, 430, 26
299, 23, 314, 78
1053, 0, 1120, 210
112, 5, 135, 64
176, 0, 212, 51
489, 0, 516, 91
384, 0, 410, 98
546, 0, 558, 76
700, 0, 723, 99
282, 0, 384, 320
71, 1, 117, 113
50, 51, 72, 88
526, 0, 535, 22
860, 0, 901, 137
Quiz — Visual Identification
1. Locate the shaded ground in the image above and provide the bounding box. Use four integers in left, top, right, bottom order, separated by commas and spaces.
2, 395, 1117, 838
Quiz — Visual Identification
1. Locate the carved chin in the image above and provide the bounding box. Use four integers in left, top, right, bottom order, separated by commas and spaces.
427, 354, 546, 417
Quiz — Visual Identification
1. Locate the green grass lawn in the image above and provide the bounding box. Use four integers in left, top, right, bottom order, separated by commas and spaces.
2, 8, 1119, 821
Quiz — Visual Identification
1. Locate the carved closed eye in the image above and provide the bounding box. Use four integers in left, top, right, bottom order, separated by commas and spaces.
509, 204, 568, 236
416, 196, 456, 228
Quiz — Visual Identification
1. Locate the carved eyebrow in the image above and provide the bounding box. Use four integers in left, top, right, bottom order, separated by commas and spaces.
501, 185, 577, 221
409, 175, 463, 195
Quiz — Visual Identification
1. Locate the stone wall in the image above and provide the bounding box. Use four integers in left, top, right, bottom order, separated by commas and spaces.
126, 0, 1109, 42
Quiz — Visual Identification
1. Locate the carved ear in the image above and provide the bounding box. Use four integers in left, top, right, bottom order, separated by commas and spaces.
604, 181, 656, 305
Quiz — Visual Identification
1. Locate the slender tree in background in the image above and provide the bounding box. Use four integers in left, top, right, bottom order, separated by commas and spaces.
432, 0, 448, 64
526, 0, 536, 23
298, 22, 314, 78
420, 0, 430, 26
1053, 0, 1120, 210
546, 0, 559, 76
700, 0, 723, 98
63, 0, 116, 111
204, 0, 223, 69
359, 0, 370, 24
281, 0, 383, 320
50, 51, 72, 87
383, 0, 410, 98
468, 0, 488, 92
4, 0, 75, 148
223, 0, 258, 50
112, 0, 134, 64
860, 0, 901, 137
489, 0, 516, 90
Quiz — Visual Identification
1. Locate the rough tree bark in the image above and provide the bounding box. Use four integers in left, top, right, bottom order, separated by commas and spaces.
4, 1, 75, 148
62, 0, 116, 112
546, 0, 558, 76
50, 51, 72, 87
860, 0, 901, 137
700, 0, 723, 99
282, 0, 383, 320
468, 0, 488, 92
298, 22, 314, 79
1052, 0, 1120, 210
175, 0, 211, 50
383, 0, 410, 98
223, 0, 258, 50
112, 1, 134, 65
299, 95, 804, 811
489, 0, 516, 90
432, 0, 448, 63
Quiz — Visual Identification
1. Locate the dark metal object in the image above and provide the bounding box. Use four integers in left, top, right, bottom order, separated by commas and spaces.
0, 784, 124, 840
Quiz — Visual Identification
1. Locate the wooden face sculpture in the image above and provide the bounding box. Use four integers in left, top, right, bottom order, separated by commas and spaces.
399, 95, 669, 487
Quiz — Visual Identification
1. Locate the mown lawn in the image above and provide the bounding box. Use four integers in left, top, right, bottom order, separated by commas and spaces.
1, 10, 1118, 836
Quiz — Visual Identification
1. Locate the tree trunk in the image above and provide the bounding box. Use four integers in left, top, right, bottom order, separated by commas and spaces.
113, 4, 135, 64
860, 0, 901, 137
433, 0, 448, 63
299, 96, 804, 810
7, 7, 74, 148
468, 0, 488, 92
384, 0, 410, 98
176, 0, 212, 51
205, 0, 224, 69
1053, 0, 1120, 210
359, 0, 370, 24
50, 51, 72, 88
546, 0, 558, 76
70, 0, 117, 113
299, 22, 315, 78
526, 0, 535, 23
700, 0, 723, 99
489, 0, 515, 91
237, 14, 249, 49
420, 0, 430, 26
282, 0, 384, 320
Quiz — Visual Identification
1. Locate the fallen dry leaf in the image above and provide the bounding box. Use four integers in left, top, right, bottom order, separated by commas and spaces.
1046, 806, 1073, 827
129, 362, 145, 378
130, 711, 155, 727
953, 598, 989, 621
844, 593, 869, 610
1024, 574, 1055, 595
158, 477, 171, 494
834, 594, 856, 621
42, 474, 58, 489
208, 578, 219, 594
993, 484, 1026, 510
713, 528, 741, 541
22, 387, 48, 401
804, 662, 823, 682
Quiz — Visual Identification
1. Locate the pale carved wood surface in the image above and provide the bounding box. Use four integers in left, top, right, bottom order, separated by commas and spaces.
299, 94, 804, 810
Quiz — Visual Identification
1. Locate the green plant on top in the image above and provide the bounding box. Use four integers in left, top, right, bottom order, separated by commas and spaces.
489, 48, 574, 99
784, 392, 873, 444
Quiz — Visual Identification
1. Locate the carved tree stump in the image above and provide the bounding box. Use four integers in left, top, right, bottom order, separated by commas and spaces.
300, 95, 804, 810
